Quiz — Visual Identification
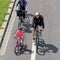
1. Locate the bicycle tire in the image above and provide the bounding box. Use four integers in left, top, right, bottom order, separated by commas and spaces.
37, 47, 45, 55
14, 46, 20, 56
36, 37, 39, 53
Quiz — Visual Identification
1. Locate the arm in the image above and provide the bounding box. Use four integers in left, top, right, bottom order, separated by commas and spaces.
41, 16, 45, 29
14, 32, 17, 38
23, 0, 27, 8
32, 17, 35, 27
16, 1, 20, 11
16, 0, 20, 6
14, 31, 18, 38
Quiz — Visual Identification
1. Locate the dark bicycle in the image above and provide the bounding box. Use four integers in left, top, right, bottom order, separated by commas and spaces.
14, 38, 25, 56
35, 26, 45, 55
17, 9, 30, 29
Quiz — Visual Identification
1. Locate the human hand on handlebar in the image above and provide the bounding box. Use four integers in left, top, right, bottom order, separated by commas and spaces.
17, 37, 20, 40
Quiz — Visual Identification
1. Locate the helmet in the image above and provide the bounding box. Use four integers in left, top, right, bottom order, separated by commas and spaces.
19, 26, 22, 30
35, 12, 40, 16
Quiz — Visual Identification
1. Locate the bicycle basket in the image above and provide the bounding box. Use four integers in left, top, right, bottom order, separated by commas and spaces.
17, 10, 23, 17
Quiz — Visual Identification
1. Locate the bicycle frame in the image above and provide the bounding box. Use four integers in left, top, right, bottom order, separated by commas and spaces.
14, 38, 24, 56
35, 26, 39, 44
16, 39, 24, 47
18, 9, 30, 23
35, 26, 42, 53
18, 9, 29, 28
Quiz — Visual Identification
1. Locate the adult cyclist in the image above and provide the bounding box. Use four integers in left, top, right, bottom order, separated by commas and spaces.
31, 12, 45, 42
16, 0, 27, 19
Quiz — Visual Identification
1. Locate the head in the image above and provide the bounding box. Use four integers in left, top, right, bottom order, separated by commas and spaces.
19, 27, 23, 31
20, 0, 23, 1
35, 12, 40, 18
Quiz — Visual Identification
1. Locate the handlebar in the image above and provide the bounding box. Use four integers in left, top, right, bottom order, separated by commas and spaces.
16, 9, 27, 13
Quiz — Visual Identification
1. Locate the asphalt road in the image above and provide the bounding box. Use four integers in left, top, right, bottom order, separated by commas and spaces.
0, 0, 60, 60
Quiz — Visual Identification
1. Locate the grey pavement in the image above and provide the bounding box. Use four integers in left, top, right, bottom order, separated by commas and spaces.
0, 0, 60, 60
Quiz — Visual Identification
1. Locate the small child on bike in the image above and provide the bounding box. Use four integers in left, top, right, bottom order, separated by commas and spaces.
14, 27, 24, 47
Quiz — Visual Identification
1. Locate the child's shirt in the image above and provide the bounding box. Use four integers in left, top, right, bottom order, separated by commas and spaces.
15, 30, 24, 39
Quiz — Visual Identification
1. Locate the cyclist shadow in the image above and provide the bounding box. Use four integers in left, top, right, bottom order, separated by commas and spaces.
26, 13, 34, 17
22, 45, 32, 55
23, 23, 32, 33
22, 13, 34, 33
37, 38, 59, 55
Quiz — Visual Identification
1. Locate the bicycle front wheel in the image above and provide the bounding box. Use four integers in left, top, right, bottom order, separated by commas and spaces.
14, 46, 20, 56
37, 46, 45, 55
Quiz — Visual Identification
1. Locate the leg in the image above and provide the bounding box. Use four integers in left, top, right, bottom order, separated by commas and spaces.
20, 39, 24, 46
38, 24, 42, 36
16, 40, 20, 46
38, 24, 43, 32
21, 7, 25, 19
32, 24, 37, 40
23, 12, 25, 19
32, 28, 35, 39
20, 39, 24, 50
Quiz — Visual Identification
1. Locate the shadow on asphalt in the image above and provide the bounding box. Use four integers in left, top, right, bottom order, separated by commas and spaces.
21, 45, 32, 55
26, 13, 34, 17
23, 23, 32, 33
23, 13, 34, 33
14, 44, 32, 56
18, 13, 33, 33
37, 38, 59, 56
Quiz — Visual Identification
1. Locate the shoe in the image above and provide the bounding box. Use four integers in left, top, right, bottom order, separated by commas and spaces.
32, 38, 35, 43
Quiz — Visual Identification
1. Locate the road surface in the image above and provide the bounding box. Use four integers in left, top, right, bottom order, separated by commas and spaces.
0, 0, 60, 60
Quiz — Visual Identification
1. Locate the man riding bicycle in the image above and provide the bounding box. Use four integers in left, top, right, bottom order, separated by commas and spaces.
16, 0, 27, 19
31, 12, 45, 42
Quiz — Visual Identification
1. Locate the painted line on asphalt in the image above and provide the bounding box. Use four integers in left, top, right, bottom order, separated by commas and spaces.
31, 42, 36, 60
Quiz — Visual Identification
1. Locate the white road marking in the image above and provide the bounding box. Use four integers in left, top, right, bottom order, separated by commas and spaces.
31, 42, 36, 60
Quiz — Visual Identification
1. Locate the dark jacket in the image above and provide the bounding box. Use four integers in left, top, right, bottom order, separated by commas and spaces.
16, 0, 27, 7
32, 15, 45, 28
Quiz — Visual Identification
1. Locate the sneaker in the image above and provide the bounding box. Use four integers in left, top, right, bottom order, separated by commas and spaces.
32, 38, 35, 43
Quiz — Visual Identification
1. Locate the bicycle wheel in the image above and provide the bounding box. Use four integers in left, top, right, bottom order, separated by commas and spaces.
38, 38, 45, 46
37, 38, 45, 55
37, 46, 45, 55
19, 47, 23, 55
14, 46, 20, 56
36, 37, 39, 53
36, 41, 38, 53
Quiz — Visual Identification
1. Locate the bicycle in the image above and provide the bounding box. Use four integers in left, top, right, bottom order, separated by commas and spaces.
35, 26, 45, 55
17, 9, 30, 29
14, 38, 25, 56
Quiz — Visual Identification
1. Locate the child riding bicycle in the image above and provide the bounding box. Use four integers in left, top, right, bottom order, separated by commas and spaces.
14, 27, 24, 47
